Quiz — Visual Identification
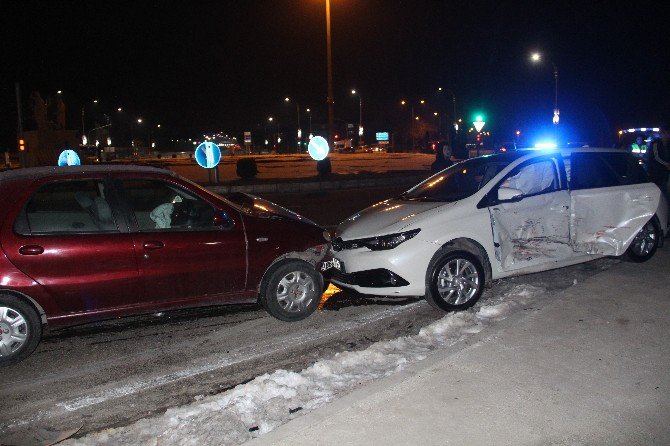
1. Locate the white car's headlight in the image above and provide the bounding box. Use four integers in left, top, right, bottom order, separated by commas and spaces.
336, 228, 421, 251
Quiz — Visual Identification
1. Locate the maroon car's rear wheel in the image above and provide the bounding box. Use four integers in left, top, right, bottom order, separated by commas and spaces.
0, 295, 42, 366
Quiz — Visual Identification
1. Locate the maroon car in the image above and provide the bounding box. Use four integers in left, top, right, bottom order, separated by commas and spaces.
0, 165, 330, 365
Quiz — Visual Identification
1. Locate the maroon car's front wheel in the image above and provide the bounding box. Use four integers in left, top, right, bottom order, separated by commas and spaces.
261, 261, 322, 322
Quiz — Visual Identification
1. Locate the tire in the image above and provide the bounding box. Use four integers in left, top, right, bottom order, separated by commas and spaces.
0, 295, 42, 367
625, 218, 660, 263
261, 261, 323, 322
425, 251, 485, 312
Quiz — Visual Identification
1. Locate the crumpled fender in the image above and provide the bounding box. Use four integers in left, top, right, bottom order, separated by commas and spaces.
257, 244, 329, 293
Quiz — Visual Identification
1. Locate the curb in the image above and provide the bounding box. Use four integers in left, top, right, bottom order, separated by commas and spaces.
207, 174, 428, 195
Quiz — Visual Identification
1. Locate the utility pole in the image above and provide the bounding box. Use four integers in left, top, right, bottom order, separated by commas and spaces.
15, 82, 26, 168
325, 0, 335, 147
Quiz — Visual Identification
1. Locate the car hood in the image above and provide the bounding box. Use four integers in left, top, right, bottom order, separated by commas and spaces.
223, 192, 319, 227
336, 198, 447, 239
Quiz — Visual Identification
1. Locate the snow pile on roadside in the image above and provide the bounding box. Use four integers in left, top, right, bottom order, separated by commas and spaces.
66, 284, 545, 446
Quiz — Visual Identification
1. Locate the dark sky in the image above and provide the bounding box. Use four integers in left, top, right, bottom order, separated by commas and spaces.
2, 0, 669, 148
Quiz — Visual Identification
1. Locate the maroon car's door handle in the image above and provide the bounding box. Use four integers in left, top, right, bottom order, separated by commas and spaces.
142, 241, 164, 250
19, 245, 44, 255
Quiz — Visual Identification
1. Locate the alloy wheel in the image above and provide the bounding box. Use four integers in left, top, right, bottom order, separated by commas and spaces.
0, 306, 29, 357
276, 271, 317, 313
630, 221, 657, 257
436, 258, 481, 305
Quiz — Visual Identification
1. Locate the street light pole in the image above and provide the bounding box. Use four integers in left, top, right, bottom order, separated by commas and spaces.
552, 62, 559, 126
437, 87, 457, 135
351, 89, 362, 146
296, 103, 301, 152
81, 99, 98, 143
285, 97, 301, 152
325, 0, 335, 147
530, 52, 559, 127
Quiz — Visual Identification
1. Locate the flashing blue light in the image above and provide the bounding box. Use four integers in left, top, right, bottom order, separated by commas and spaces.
58, 149, 81, 166
534, 142, 557, 149
194, 141, 221, 168
308, 136, 330, 160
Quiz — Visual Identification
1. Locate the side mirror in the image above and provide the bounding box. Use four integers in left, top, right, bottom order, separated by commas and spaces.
213, 210, 235, 229
497, 186, 523, 202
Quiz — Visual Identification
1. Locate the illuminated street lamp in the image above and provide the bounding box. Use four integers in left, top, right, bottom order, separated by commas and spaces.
437, 86, 458, 135
81, 99, 98, 138
351, 89, 363, 144
306, 108, 313, 139
401, 99, 426, 150
284, 97, 301, 152
530, 51, 559, 125
268, 116, 279, 148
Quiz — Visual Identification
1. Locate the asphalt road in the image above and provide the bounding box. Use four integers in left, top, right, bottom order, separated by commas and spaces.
0, 185, 618, 443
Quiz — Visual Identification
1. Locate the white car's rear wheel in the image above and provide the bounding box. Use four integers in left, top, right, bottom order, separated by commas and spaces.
626, 218, 660, 263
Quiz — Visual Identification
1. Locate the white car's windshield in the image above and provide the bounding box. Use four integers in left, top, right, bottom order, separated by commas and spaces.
401, 153, 525, 202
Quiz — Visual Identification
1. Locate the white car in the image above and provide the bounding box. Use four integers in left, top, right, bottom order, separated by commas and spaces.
327, 148, 668, 311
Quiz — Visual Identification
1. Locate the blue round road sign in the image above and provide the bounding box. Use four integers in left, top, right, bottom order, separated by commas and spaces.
58, 149, 81, 166
195, 141, 222, 168
308, 136, 330, 161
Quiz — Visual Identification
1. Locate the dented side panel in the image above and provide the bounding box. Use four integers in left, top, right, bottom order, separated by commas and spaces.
490, 190, 573, 271
570, 184, 660, 255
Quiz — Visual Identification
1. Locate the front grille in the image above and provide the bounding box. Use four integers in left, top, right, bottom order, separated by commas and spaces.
330, 270, 355, 284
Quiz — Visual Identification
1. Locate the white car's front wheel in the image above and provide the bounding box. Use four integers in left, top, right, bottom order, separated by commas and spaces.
425, 251, 485, 312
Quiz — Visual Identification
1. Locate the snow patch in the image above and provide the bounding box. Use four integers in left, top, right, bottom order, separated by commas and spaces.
65, 284, 545, 446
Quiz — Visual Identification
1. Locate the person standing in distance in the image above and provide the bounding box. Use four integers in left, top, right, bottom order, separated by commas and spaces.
645, 125, 670, 200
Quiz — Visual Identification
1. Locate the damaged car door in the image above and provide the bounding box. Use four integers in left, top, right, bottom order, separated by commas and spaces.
487, 154, 573, 271
567, 151, 660, 256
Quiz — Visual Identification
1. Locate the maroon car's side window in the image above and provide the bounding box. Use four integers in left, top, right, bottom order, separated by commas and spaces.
121, 180, 217, 231
16, 180, 118, 234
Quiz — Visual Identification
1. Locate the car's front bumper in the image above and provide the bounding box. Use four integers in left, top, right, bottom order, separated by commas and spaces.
325, 237, 436, 296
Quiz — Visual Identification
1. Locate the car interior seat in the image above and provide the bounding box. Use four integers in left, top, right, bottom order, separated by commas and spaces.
91, 197, 116, 230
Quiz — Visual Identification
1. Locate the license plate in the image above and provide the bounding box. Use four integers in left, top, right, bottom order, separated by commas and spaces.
320, 257, 343, 273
